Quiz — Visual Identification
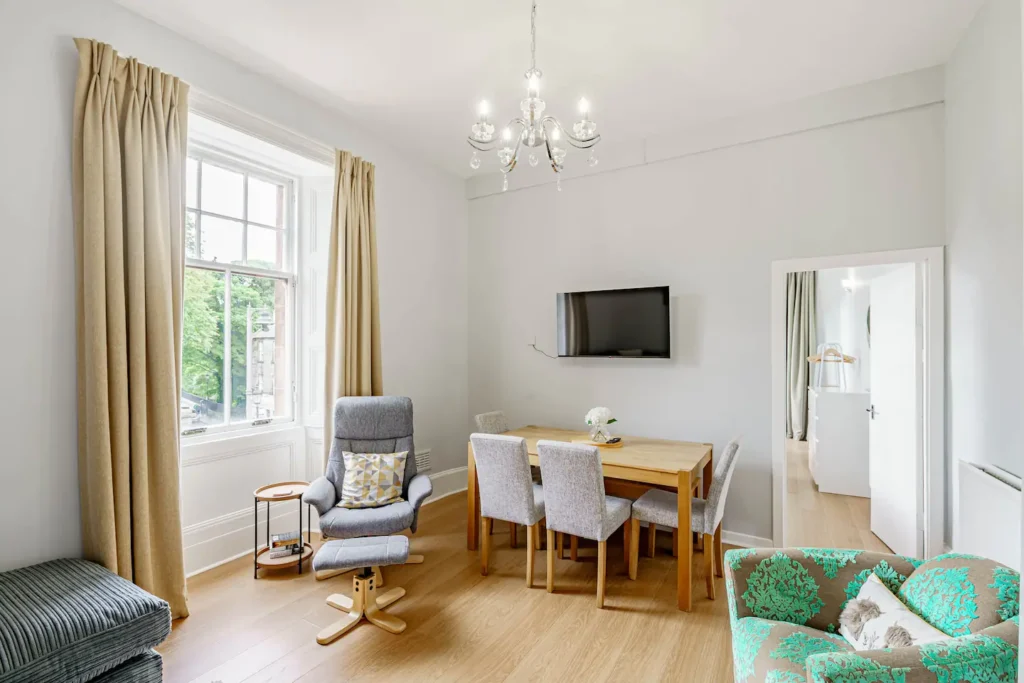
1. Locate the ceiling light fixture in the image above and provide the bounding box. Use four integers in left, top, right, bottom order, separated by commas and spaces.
467, 1, 601, 192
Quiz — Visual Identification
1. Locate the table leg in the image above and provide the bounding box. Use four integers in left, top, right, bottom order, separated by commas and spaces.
677, 470, 692, 611
467, 443, 480, 551
253, 497, 258, 579
298, 496, 303, 575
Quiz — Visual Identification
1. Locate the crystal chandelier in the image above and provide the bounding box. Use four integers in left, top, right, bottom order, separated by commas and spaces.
467, 1, 601, 192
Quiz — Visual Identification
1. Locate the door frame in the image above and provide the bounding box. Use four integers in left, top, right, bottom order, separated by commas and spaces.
770, 246, 945, 558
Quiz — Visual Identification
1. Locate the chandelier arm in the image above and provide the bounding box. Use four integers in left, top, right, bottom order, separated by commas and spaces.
467, 138, 496, 152
543, 133, 562, 173
500, 134, 524, 174
541, 116, 601, 149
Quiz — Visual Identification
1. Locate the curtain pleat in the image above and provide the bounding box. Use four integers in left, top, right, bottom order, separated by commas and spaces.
323, 151, 382, 463
786, 271, 817, 441
72, 38, 189, 618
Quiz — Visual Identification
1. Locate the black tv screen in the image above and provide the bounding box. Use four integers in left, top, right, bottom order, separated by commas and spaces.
556, 286, 670, 358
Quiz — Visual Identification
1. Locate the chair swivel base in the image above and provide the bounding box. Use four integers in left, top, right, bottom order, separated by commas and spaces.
317, 567, 407, 645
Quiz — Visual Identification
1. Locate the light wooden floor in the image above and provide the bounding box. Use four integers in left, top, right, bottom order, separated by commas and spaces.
785, 439, 891, 552
159, 492, 735, 683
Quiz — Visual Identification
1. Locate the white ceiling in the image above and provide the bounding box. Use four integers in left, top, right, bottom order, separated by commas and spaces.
117, 0, 982, 177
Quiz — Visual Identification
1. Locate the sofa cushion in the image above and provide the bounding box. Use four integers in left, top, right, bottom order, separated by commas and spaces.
0, 559, 170, 683
732, 616, 854, 682
89, 651, 162, 683
898, 553, 1019, 636
839, 573, 949, 650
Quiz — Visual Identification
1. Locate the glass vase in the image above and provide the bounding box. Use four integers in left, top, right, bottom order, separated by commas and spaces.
589, 423, 611, 443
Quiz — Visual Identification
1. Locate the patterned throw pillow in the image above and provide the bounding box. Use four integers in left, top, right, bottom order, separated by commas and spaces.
336, 451, 408, 509
897, 553, 1019, 636
839, 573, 949, 651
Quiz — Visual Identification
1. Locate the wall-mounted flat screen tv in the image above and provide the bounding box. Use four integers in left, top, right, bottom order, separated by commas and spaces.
556, 286, 670, 358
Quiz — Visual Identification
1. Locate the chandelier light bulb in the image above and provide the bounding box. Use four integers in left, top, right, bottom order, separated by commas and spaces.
528, 73, 541, 95
502, 127, 512, 141
478, 100, 490, 119
550, 127, 560, 141
578, 97, 590, 116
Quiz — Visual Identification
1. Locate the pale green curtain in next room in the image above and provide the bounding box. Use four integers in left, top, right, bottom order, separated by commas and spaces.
786, 272, 817, 441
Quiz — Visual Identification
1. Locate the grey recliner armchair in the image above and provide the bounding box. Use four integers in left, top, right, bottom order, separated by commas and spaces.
303, 396, 433, 573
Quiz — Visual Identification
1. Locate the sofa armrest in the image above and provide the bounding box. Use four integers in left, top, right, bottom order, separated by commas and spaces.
725, 548, 923, 632
303, 476, 337, 517
805, 618, 1019, 682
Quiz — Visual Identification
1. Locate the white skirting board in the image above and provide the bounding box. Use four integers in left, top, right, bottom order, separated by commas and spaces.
956, 459, 1021, 570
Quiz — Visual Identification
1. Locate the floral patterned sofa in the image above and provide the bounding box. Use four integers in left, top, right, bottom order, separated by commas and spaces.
725, 548, 1019, 682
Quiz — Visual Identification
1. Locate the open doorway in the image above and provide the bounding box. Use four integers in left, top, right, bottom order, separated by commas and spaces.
771, 248, 945, 559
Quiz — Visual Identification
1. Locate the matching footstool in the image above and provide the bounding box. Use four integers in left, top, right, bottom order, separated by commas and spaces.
313, 536, 416, 645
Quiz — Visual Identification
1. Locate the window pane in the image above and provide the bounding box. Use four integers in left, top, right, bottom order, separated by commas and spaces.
200, 216, 243, 264
248, 177, 283, 227
181, 268, 226, 430
201, 162, 243, 218
186, 157, 198, 209
230, 274, 289, 422
247, 225, 285, 269
185, 210, 198, 259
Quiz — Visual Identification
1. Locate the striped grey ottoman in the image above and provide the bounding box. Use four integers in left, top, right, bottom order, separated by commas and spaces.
0, 559, 171, 683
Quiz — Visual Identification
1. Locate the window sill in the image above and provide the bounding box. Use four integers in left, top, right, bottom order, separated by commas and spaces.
180, 420, 300, 447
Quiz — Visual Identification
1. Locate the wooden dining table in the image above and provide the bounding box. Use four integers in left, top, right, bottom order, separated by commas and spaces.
466, 426, 714, 611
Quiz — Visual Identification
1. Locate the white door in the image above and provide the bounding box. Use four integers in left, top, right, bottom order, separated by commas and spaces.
868, 264, 921, 557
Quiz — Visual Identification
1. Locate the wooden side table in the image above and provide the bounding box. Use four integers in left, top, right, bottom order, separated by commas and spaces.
253, 481, 314, 579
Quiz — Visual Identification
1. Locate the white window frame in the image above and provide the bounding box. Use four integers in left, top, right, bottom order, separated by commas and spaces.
181, 142, 298, 438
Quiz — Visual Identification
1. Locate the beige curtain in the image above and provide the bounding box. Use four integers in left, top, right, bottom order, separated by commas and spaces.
323, 151, 382, 462
786, 271, 817, 441
72, 38, 189, 618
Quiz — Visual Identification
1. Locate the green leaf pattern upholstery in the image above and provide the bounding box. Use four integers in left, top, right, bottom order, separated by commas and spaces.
741, 553, 825, 625
899, 555, 1019, 635
990, 567, 1020, 622
725, 549, 1020, 682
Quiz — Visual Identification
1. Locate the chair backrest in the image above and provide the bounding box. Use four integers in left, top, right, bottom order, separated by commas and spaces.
325, 396, 417, 500
470, 433, 539, 526
537, 440, 606, 541
474, 411, 509, 434
703, 438, 741, 533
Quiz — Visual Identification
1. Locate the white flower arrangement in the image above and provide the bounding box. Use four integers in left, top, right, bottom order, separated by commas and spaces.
585, 407, 617, 443
585, 406, 616, 427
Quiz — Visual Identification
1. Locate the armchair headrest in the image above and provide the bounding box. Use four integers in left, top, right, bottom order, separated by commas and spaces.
333, 396, 413, 440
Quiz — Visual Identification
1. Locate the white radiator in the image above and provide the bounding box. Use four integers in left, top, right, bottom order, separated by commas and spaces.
956, 460, 1021, 570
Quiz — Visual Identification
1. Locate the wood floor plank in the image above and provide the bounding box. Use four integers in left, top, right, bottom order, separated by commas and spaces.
161, 493, 737, 683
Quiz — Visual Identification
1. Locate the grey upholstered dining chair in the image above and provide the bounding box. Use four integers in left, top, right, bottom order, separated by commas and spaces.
475, 408, 542, 495
628, 437, 741, 599
474, 410, 509, 434
469, 433, 546, 587
537, 440, 631, 608
303, 397, 433, 578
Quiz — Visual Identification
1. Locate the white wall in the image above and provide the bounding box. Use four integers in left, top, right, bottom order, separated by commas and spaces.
0, 0, 468, 571
468, 104, 946, 542
945, 0, 1023, 548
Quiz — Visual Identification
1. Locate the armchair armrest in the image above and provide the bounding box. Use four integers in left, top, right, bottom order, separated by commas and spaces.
406, 473, 432, 533
805, 618, 1019, 682
303, 476, 337, 517
407, 473, 432, 511
725, 548, 923, 633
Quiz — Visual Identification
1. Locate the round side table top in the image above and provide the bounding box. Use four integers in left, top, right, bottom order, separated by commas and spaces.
254, 481, 309, 502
